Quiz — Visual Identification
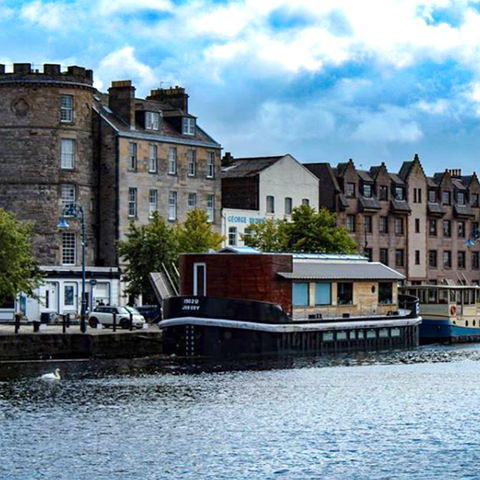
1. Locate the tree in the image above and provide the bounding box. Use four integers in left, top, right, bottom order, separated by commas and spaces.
244, 205, 357, 254
175, 209, 224, 253
116, 212, 178, 299
0, 208, 43, 304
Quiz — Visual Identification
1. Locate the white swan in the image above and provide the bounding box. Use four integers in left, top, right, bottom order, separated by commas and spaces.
40, 368, 61, 380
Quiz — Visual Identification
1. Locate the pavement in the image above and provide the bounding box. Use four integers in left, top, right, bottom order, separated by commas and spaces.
0, 323, 158, 336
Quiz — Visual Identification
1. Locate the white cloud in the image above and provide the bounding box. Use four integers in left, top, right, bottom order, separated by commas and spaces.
20, 0, 82, 30
98, 0, 174, 16
416, 99, 449, 114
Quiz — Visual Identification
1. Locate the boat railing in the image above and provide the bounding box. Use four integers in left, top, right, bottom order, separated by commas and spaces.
398, 294, 420, 319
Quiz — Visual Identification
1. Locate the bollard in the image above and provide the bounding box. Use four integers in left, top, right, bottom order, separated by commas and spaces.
62, 314, 67, 334
14, 314, 20, 334
113, 312, 117, 332
32, 320, 40, 333
129, 312, 133, 331
66, 313, 71, 328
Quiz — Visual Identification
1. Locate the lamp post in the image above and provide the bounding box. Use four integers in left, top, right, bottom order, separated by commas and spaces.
57, 202, 87, 333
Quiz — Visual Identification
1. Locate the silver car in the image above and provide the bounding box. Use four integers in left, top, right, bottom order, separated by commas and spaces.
88, 306, 146, 329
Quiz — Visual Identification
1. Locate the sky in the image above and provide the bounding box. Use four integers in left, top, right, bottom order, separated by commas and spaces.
2, 0, 480, 174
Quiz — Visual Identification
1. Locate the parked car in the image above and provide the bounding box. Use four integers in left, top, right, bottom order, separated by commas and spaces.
88, 306, 146, 329
135, 305, 162, 324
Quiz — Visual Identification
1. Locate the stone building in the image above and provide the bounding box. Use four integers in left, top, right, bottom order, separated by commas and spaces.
0, 63, 222, 320
306, 155, 480, 285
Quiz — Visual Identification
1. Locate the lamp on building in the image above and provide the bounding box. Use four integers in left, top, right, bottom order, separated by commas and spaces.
57, 203, 87, 333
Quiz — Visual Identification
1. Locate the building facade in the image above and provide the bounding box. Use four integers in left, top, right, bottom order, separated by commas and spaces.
221, 154, 319, 247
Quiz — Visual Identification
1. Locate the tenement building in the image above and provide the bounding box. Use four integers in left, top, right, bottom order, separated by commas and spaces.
306, 155, 480, 285
221, 153, 319, 247
0, 63, 221, 320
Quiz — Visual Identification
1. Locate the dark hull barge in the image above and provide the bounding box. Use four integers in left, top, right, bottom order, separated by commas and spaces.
160, 295, 421, 358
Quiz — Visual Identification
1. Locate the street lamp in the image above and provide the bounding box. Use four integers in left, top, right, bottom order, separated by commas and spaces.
57, 202, 87, 333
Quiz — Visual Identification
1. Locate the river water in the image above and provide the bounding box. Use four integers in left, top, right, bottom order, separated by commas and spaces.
1, 346, 480, 480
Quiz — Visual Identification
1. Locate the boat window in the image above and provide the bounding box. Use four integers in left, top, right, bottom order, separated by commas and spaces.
337, 331, 347, 341
193, 263, 206, 296
477, 290, 480, 303
293, 282, 309, 307
337, 282, 353, 305
456, 290, 462, 304
466, 320, 469, 327
439, 289, 448, 304
428, 289, 438, 304
391, 328, 401, 337
315, 282, 331, 306
419, 289, 427, 304
463, 290, 471, 305
450, 290, 456, 303
378, 282, 393, 304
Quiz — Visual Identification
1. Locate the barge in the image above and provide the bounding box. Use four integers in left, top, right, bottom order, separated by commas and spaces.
157, 250, 421, 358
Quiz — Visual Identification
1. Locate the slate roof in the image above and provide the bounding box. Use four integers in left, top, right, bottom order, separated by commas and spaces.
304, 163, 341, 192
389, 173, 405, 185
452, 178, 467, 191
390, 198, 411, 213
398, 161, 413, 180
357, 170, 373, 182
427, 177, 438, 188
278, 261, 404, 281
359, 196, 381, 211
221, 156, 285, 178
427, 203, 446, 216
454, 204, 475, 218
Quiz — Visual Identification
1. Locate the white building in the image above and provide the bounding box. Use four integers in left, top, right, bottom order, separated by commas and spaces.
221, 154, 320, 247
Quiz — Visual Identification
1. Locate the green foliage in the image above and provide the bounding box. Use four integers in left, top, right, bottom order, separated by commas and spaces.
175, 209, 225, 254
0, 208, 43, 304
244, 205, 357, 254
116, 213, 178, 297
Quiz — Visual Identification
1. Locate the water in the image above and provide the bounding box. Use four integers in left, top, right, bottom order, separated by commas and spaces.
2, 347, 480, 480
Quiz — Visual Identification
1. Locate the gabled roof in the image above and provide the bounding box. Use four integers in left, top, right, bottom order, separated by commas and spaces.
389, 173, 405, 185
427, 177, 438, 188
452, 178, 467, 191
357, 170, 373, 182
221, 156, 285, 178
304, 163, 341, 192
398, 161, 413, 181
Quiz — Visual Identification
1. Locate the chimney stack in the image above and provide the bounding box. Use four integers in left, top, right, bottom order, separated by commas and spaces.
222, 152, 234, 165
148, 86, 189, 113
108, 80, 136, 128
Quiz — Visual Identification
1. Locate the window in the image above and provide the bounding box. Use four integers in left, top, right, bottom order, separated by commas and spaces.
428, 189, 437, 203
457, 191, 466, 206
415, 218, 420, 233
364, 216, 373, 233
347, 183, 356, 198
346, 215, 356, 233
168, 147, 177, 175
443, 250, 452, 268
128, 188, 137, 218
363, 184, 372, 198
458, 251, 466, 269
266, 195, 275, 214
395, 249, 405, 267
285, 197, 293, 215
187, 150, 196, 176
228, 227, 237, 246
413, 188, 422, 203
302, 198, 310, 206
149, 145, 158, 173
472, 222, 479, 237
62, 232, 76, 265
429, 250, 437, 268
182, 117, 196, 135
394, 186, 405, 200
64, 284, 75, 307
379, 216, 389, 234
364, 248, 373, 261
61, 184, 75, 213
293, 282, 309, 307
193, 263, 206, 296
378, 282, 393, 304
60, 94, 73, 122
458, 221, 466, 238
429, 219, 437, 236
472, 252, 479, 269
395, 217, 404, 235
415, 250, 420, 265
60, 139, 75, 169
207, 194, 215, 223
337, 282, 353, 305
443, 220, 451, 237
149, 189, 158, 218
206, 152, 215, 178
188, 192, 197, 209
380, 248, 389, 265
145, 111, 160, 130
379, 185, 388, 201
128, 143, 137, 171
442, 191, 451, 205
168, 191, 177, 221
472, 193, 479, 207
315, 282, 331, 306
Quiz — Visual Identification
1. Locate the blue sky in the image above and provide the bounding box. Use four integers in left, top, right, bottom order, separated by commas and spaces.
3, 0, 480, 174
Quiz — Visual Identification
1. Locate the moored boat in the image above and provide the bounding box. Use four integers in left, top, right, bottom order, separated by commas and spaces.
156, 250, 422, 358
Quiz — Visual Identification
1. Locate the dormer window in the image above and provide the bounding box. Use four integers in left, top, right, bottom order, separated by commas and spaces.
394, 186, 405, 201
182, 117, 195, 135
457, 191, 466, 206
145, 111, 160, 130
363, 184, 372, 198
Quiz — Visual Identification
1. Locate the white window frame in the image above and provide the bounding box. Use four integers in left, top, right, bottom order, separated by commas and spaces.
188, 192, 197, 209
266, 195, 275, 214
61, 184, 76, 214
149, 144, 158, 173
61, 139, 75, 170
60, 94, 73, 123
145, 111, 160, 131
182, 117, 195, 136
63, 283, 77, 308
168, 147, 177, 175
62, 232, 76, 266
285, 197, 293, 215
207, 194, 215, 223
187, 150, 196, 177
228, 227, 237, 246
206, 152, 215, 178
149, 189, 158, 219
128, 187, 137, 218
129, 142, 137, 171
302, 198, 310, 206
169, 191, 177, 221
193, 262, 206, 296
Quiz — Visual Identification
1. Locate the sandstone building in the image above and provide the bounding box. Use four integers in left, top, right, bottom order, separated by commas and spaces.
0, 63, 221, 320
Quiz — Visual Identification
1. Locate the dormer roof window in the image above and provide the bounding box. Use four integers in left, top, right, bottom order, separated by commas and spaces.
182, 117, 195, 136
145, 111, 160, 131
363, 184, 373, 198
